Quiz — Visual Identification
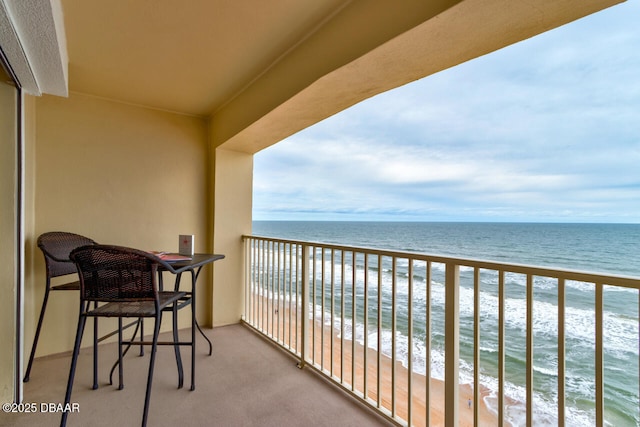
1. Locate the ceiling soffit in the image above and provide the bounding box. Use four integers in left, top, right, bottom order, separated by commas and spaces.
217, 0, 624, 154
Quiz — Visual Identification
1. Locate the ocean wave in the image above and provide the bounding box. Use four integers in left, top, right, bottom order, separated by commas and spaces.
303, 271, 639, 365
307, 253, 639, 296
331, 311, 601, 427
279, 257, 639, 362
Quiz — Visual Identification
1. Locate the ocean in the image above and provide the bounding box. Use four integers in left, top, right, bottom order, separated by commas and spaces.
252, 221, 640, 426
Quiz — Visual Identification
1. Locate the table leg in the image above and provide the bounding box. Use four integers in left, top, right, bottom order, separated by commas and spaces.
190, 270, 196, 391
195, 320, 213, 356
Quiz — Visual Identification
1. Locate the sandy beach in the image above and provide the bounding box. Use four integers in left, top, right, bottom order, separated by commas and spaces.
255, 298, 500, 426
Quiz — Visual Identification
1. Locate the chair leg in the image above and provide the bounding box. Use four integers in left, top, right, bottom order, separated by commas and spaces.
118, 318, 124, 390
60, 315, 87, 427
109, 319, 142, 386
172, 304, 184, 389
92, 308, 99, 390
24, 286, 51, 382
141, 314, 162, 427
139, 318, 145, 356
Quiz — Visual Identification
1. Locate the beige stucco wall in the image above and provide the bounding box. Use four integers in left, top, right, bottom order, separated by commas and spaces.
23, 93, 210, 359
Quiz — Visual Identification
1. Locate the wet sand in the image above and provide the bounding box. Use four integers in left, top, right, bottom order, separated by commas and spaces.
257, 300, 500, 426
307, 320, 498, 426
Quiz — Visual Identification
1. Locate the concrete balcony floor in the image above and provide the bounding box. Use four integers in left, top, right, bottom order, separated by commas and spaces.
4, 324, 392, 427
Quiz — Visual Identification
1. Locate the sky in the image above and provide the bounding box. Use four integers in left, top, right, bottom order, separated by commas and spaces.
253, 2, 640, 223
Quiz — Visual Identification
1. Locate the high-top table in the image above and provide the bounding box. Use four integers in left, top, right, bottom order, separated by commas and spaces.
159, 253, 225, 390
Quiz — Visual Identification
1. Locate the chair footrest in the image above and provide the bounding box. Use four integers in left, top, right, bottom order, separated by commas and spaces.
96, 319, 139, 343
51, 281, 81, 291
122, 340, 194, 346
162, 297, 192, 311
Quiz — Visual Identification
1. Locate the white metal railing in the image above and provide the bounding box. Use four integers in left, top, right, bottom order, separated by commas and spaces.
242, 235, 640, 427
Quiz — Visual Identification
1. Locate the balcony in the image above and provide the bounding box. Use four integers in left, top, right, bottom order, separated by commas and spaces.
6, 325, 391, 426
242, 235, 640, 426
5, 234, 638, 427
3, 0, 629, 411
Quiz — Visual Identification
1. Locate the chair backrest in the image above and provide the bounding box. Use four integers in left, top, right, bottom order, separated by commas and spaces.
37, 232, 97, 278
70, 245, 163, 303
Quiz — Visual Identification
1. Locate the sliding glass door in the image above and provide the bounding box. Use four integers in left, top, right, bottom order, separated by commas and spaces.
0, 53, 22, 403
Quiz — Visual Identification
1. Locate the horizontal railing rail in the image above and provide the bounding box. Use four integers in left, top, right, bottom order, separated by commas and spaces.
242, 234, 640, 427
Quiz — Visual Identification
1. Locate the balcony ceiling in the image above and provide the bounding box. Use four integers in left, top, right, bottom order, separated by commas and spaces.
59, 0, 623, 152
62, 0, 353, 117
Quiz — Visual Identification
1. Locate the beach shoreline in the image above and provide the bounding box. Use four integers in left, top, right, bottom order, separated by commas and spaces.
308, 319, 500, 426
257, 299, 501, 426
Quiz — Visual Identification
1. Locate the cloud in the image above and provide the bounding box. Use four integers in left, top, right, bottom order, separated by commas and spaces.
254, 2, 640, 223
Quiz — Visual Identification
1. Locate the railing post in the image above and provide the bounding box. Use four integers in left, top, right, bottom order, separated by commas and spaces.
298, 243, 310, 368
595, 283, 604, 427
444, 262, 460, 427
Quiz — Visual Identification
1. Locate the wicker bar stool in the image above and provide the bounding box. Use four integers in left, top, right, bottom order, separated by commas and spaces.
24, 232, 97, 383
61, 245, 186, 427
